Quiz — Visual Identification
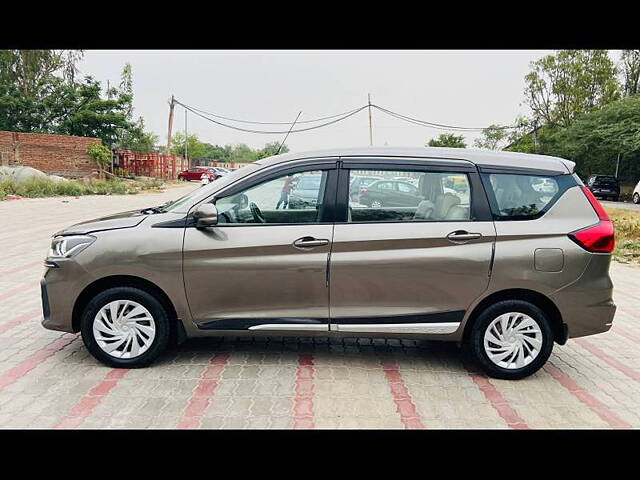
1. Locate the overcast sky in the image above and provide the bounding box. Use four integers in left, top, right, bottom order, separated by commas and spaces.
76, 50, 621, 152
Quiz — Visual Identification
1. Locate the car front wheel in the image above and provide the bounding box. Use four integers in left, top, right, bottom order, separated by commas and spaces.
468, 300, 554, 380
80, 286, 170, 368
633, 193, 640, 204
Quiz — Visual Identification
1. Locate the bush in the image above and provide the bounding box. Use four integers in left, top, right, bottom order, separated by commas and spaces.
606, 207, 640, 263
0, 176, 167, 200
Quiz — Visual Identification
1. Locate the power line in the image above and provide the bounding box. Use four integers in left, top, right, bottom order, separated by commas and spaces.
171, 98, 520, 138
372, 104, 519, 131
175, 100, 367, 134
181, 102, 365, 125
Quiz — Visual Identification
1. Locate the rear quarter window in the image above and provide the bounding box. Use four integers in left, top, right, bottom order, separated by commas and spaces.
481, 173, 577, 220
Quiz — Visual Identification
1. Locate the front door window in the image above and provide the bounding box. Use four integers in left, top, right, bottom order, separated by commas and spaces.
215, 170, 328, 224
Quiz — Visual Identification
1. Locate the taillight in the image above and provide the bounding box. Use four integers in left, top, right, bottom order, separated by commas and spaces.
580, 186, 610, 221
568, 186, 615, 253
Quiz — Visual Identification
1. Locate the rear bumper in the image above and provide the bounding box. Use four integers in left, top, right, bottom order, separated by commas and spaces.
550, 254, 616, 339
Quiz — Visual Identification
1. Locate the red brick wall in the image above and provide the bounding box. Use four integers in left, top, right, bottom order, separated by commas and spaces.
0, 131, 101, 178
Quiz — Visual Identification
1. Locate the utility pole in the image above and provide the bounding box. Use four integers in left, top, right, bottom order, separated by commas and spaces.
368, 93, 373, 146
184, 107, 189, 169
166, 95, 175, 155
615, 152, 622, 178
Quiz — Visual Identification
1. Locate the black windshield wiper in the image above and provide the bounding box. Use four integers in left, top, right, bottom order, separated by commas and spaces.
141, 206, 163, 214
141, 200, 175, 215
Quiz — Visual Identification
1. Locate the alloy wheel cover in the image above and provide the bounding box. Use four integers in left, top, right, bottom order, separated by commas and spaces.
483, 312, 543, 370
93, 300, 156, 359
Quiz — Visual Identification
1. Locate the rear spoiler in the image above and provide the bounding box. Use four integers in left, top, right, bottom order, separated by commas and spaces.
561, 159, 576, 174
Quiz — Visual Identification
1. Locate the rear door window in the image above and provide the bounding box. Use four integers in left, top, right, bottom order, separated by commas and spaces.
481, 173, 574, 220
348, 169, 472, 222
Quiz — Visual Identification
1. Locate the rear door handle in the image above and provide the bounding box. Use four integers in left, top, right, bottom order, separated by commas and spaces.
447, 230, 482, 243
293, 236, 330, 249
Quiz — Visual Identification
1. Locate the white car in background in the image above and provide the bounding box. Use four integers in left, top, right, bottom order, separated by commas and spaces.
633, 180, 640, 204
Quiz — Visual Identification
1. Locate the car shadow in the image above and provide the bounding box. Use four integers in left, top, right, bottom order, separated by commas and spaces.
154, 335, 483, 375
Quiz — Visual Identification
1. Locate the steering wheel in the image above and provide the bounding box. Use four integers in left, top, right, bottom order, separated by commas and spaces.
249, 202, 266, 223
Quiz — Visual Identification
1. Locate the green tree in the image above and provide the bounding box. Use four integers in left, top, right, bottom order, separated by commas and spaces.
427, 133, 467, 148
474, 124, 510, 150
257, 141, 289, 159
524, 50, 621, 128
117, 117, 158, 153
201, 143, 230, 162
86, 142, 113, 175
226, 144, 260, 163
620, 50, 640, 97
119, 63, 134, 120
171, 132, 206, 158
49, 76, 132, 145
552, 95, 640, 178
0, 75, 133, 145
0, 49, 83, 98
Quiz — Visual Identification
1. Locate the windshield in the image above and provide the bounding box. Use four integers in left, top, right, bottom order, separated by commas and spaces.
595, 176, 617, 185
163, 163, 260, 213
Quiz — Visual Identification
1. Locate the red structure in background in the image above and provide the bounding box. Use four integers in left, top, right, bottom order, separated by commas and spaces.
114, 151, 187, 179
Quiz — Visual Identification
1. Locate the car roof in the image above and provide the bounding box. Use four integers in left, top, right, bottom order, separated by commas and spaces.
253, 146, 575, 174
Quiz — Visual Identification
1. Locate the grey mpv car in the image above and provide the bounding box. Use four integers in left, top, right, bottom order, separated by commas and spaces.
41, 147, 616, 379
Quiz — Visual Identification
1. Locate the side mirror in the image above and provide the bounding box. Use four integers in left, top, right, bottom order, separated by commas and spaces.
193, 203, 218, 228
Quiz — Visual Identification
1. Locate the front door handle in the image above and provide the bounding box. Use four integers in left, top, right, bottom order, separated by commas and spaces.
293, 236, 330, 249
447, 230, 482, 243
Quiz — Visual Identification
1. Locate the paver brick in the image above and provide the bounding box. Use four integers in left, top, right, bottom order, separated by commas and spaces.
2, 185, 640, 428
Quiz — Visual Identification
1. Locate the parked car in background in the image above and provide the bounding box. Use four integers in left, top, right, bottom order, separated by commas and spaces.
358, 179, 423, 207
349, 175, 380, 201
288, 174, 323, 209
178, 167, 219, 182
42, 147, 616, 380
211, 167, 230, 177
586, 175, 620, 201
633, 180, 640, 204
393, 176, 419, 187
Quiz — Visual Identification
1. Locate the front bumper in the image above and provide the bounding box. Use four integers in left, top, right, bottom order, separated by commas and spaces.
40, 258, 93, 333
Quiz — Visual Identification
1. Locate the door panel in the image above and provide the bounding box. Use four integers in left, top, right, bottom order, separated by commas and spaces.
329, 221, 495, 324
183, 224, 332, 327
330, 164, 495, 334
182, 165, 337, 330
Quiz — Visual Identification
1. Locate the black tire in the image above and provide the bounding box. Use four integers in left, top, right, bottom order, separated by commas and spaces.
633, 193, 640, 204
80, 286, 170, 368
468, 300, 554, 380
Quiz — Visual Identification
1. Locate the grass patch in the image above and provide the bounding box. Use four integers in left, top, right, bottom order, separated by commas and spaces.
605, 207, 640, 264
0, 176, 166, 201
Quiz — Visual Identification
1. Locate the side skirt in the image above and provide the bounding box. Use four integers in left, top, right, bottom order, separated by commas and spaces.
195, 310, 464, 335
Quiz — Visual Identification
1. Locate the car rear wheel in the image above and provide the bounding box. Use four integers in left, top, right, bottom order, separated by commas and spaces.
468, 300, 554, 380
633, 193, 640, 204
81, 286, 170, 368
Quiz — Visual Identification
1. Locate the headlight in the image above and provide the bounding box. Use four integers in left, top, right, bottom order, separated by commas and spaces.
49, 235, 96, 258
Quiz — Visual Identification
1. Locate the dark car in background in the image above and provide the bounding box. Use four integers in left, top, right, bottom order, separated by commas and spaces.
587, 175, 619, 201
349, 175, 380, 201
358, 179, 423, 207
288, 174, 324, 208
